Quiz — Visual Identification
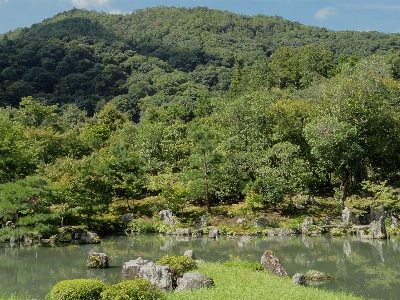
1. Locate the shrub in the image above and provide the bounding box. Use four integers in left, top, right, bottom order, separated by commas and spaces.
101, 278, 166, 300
49, 279, 106, 300
156, 255, 197, 279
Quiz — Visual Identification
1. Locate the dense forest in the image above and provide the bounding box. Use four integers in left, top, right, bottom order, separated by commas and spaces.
1, 6, 400, 240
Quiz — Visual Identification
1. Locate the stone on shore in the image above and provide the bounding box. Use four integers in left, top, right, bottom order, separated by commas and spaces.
176, 272, 214, 292
261, 250, 288, 277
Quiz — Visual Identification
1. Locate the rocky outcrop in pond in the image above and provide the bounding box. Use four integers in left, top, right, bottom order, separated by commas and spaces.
87, 252, 109, 268
261, 250, 288, 277
305, 270, 333, 281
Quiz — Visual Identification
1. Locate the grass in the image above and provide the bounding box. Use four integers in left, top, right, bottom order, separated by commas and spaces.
167, 263, 364, 300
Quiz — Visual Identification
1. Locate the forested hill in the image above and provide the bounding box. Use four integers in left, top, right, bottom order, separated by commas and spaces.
2, 6, 400, 112
2, 6, 400, 239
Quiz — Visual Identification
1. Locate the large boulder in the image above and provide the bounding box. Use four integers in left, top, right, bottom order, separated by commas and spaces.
87, 252, 109, 268
139, 262, 173, 291
121, 213, 134, 223
208, 227, 219, 239
301, 217, 314, 234
253, 218, 269, 228
122, 257, 148, 278
175, 272, 214, 292
175, 228, 191, 236
159, 209, 177, 226
342, 207, 359, 224
261, 250, 288, 277
370, 216, 387, 239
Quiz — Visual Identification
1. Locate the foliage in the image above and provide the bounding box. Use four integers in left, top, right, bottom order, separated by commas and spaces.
101, 278, 166, 300
157, 255, 197, 279
49, 279, 106, 300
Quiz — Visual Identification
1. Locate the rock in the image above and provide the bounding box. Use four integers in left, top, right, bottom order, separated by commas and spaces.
253, 218, 269, 228
236, 218, 246, 226
122, 257, 148, 278
184, 250, 196, 260
261, 250, 288, 277
75, 231, 101, 244
87, 252, 109, 268
176, 272, 214, 292
342, 207, 359, 224
321, 217, 330, 226
302, 217, 314, 234
274, 228, 295, 236
208, 227, 219, 239
139, 262, 173, 291
370, 216, 387, 239
159, 209, 177, 226
391, 215, 400, 228
175, 228, 191, 236
121, 213, 134, 223
195, 215, 207, 228
305, 270, 333, 281
292, 273, 307, 286
294, 203, 305, 210
240, 235, 252, 243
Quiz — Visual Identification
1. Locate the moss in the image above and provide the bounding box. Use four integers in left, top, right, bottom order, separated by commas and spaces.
49, 279, 106, 300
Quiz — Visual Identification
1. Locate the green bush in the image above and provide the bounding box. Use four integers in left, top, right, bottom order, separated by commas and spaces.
101, 278, 166, 300
49, 279, 106, 300
157, 255, 197, 279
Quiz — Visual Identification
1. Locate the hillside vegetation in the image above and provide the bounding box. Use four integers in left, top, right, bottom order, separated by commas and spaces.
1, 6, 400, 239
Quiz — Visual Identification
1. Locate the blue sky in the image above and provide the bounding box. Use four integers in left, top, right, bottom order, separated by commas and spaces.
0, 0, 399, 34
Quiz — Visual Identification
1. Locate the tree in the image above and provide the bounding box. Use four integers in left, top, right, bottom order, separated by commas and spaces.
0, 177, 60, 242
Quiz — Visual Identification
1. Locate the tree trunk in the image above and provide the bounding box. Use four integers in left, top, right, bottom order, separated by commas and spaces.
339, 165, 350, 210
203, 161, 211, 214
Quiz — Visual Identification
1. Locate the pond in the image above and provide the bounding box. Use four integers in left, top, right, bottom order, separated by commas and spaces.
1, 234, 399, 299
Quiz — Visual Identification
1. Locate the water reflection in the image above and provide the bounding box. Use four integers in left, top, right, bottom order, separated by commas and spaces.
1, 235, 400, 299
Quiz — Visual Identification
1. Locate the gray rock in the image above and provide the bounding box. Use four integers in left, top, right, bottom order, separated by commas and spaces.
321, 217, 330, 226
175, 228, 191, 236
342, 207, 359, 224
370, 216, 387, 239
275, 228, 295, 236
261, 250, 288, 277
184, 250, 196, 260
87, 252, 109, 268
240, 235, 252, 243
292, 273, 307, 286
139, 262, 173, 291
208, 227, 219, 239
266, 230, 275, 237
253, 218, 269, 228
305, 270, 333, 281
236, 218, 246, 225
159, 209, 177, 226
122, 257, 148, 278
121, 213, 134, 223
72, 230, 100, 244
194, 215, 208, 228
176, 272, 214, 292
302, 217, 314, 234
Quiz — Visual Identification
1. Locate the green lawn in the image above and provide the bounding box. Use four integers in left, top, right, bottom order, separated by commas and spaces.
167, 263, 364, 300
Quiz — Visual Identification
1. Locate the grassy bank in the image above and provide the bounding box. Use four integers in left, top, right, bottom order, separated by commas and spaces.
167, 263, 364, 300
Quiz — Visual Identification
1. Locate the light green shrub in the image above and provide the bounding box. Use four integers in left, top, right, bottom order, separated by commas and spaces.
49, 279, 106, 300
157, 255, 197, 280
101, 278, 166, 300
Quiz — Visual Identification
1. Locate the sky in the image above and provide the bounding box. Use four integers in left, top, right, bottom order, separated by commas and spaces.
1, 0, 400, 34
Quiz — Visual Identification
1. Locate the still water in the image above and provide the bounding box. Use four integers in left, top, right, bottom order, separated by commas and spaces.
1, 234, 399, 299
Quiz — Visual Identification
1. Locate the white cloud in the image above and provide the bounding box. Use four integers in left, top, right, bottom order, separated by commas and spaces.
71, 0, 111, 8
109, 8, 123, 15
315, 7, 338, 21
